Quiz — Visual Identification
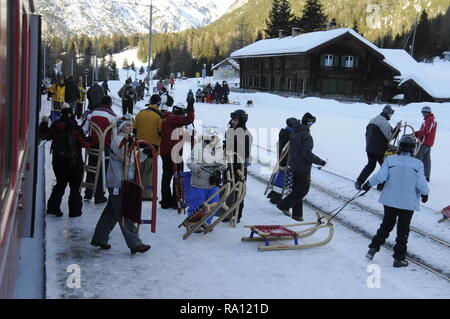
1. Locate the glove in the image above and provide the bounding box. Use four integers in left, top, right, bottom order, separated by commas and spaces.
421, 195, 428, 203
395, 121, 402, 128
320, 160, 327, 167
209, 170, 222, 186
362, 182, 371, 191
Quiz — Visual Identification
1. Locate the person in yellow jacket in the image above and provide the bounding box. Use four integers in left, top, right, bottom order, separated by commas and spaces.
48, 80, 65, 122
134, 94, 164, 200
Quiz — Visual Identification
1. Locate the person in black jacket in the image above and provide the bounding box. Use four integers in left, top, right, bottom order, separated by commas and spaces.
222, 109, 253, 223
267, 117, 298, 204
64, 76, 80, 111
87, 79, 105, 110
355, 105, 401, 190
276, 113, 326, 221
102, 80, 110, 96
39, 105, 91, 218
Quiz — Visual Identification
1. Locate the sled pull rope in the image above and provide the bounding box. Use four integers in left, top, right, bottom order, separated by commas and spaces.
323, 189, 369, 224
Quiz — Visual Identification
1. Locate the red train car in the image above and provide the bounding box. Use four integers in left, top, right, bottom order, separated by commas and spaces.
0, 0, 41, 298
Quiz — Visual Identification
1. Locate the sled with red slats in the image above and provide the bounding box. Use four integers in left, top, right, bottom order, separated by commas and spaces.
438, 206, 450, 223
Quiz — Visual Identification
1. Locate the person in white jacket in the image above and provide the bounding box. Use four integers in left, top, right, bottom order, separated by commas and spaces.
91, 116, 151, 254
363, 135, 429, 267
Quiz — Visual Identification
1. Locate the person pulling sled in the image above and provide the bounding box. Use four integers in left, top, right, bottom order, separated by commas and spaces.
363, 135, 429, 267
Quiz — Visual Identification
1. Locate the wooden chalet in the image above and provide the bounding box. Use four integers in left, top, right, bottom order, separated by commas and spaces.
230, 28, 402, 102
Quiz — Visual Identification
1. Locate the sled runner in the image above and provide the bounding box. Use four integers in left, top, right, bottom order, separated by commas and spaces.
80, 120, 116, 194
179, 171, 233, 240
241, 212, 334, 251
120, 137, 159, 233
204, 167, 247, 231
438, 205, 450, 223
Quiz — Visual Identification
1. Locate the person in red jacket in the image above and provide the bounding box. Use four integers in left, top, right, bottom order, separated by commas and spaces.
82, 96, 118, 203
159, 100, 195, 209
415, 106, 437, 182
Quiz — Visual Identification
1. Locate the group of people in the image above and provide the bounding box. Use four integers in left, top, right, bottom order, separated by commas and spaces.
41, 73, 253, 254
41, 75, 436, 265
47, 77, 114, 121
195, 81, 230, 104
270, 104, 435, 267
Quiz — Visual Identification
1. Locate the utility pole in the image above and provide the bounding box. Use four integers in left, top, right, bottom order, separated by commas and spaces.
410, 16, 418, 57
147, 0, 153, 96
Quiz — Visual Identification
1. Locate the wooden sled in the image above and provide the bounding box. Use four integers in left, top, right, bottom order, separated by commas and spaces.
241, 212, 334, 251
80, 120, 116, 194
438, 206, 450, 223
179, 171, 233, 240
384, 123, 422, 159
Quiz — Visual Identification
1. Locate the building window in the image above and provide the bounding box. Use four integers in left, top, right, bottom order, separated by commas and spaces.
324, 55, 334, 67
274, 77, 281, 90
344, 56, 354, 68
263, 59, 270, 69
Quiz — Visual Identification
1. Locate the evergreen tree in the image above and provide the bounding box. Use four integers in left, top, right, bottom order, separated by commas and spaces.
414, 10, 432, 61
264, 0, 281, 38
298, 0, 327, 33
256, 29, 264, 41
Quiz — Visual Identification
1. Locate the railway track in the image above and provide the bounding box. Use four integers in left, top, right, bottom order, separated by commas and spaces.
253, 142, 449, 248
248, 169, 450, 282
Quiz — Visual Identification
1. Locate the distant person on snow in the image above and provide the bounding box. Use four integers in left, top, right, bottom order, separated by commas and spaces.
414, 106, 437, 182
118, 78, 137, 115
364, 135, 429, 268
102, 80, 110, 96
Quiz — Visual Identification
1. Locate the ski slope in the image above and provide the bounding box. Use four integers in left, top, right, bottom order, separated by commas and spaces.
36, 72, 450, 298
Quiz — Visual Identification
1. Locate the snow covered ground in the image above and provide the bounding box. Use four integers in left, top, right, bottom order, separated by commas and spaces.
39, 65, 450, 299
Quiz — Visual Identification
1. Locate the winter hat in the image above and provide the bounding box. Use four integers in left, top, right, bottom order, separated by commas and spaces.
301, 112, 316, 125
61, 103, 74, 118
382, 104, 395, 115
149, 94, 161, 107
117, 114, 134, 133
421, 106, 432, 113
286, 117, 298, 128
399, 134, 416, 154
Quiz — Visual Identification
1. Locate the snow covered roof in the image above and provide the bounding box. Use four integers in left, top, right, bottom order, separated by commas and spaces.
398, 59, 450, 99
379, 49, 418, 79
230, 28, 381, 58
211, 58, 240, 71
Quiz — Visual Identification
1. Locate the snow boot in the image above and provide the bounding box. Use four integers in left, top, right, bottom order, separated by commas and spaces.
91, 241, 111, 250
131, 244, 151, 255
355, 181, 361, 190
393, 259, 409, 268
366, 248, 377, 260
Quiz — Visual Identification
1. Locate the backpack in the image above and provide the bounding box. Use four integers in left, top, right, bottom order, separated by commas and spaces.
52, 127, 78, 167
166, 94, 174, 107
125, 86, 135, 100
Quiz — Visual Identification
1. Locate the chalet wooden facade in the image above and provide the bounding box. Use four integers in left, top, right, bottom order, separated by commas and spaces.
230, 29, 401, 102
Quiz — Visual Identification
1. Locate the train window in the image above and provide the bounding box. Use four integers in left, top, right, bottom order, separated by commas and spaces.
0, 0, 12, 208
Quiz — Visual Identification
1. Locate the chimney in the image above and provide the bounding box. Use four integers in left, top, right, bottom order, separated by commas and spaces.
292, 27, 301, 37
278, 30, 287, 39
327, 18, 337, 31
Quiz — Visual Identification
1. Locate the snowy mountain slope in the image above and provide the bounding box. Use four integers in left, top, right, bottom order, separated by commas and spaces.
36, 0, 238, 37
